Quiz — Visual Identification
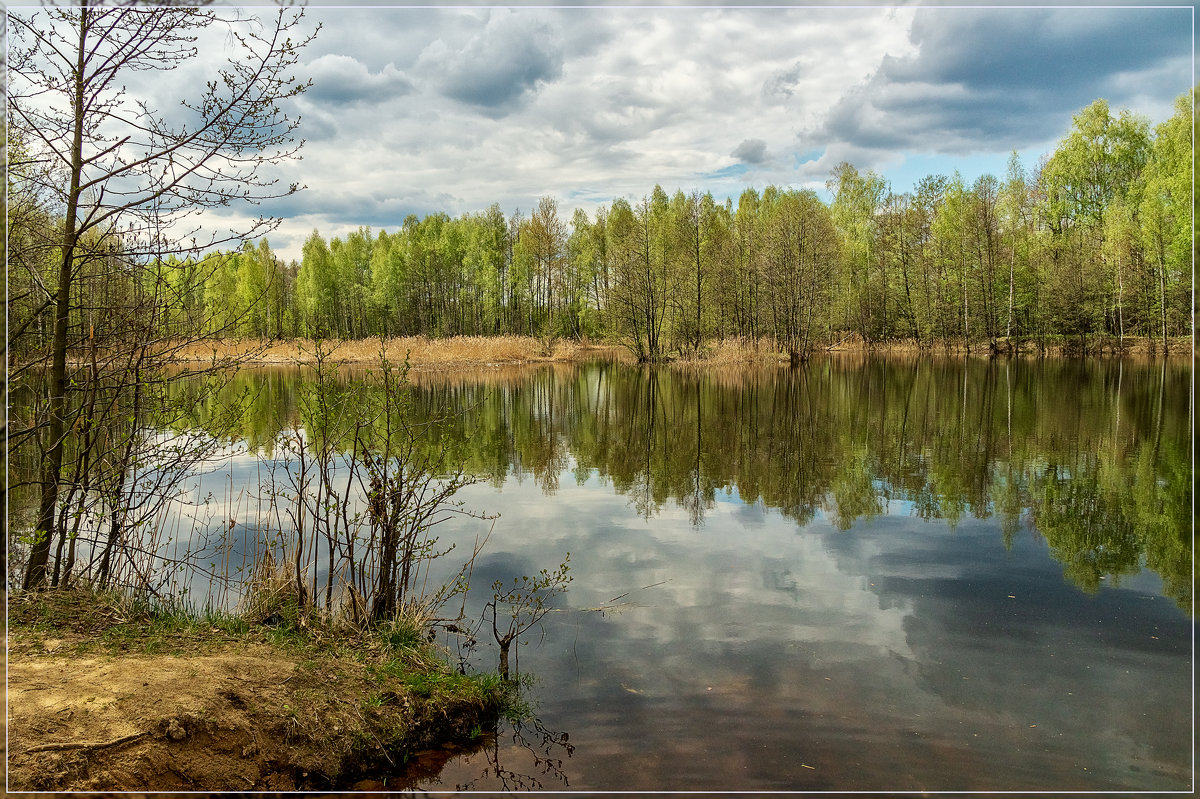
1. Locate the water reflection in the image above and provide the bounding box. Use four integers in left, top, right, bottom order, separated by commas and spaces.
442, 716, 575, 791
412, 470, 1189, 790
76, 355, 1190, 790
167, 356, 1192, 611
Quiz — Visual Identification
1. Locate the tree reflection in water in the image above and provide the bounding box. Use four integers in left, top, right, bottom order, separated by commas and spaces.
53, 356, 1188, 611
425, 357, 1192, 609
9, 356, 1189, 790
452, 715, 575, 791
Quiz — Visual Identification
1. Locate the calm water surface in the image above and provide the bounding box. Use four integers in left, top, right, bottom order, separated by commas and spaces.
167, 358, 1200, 789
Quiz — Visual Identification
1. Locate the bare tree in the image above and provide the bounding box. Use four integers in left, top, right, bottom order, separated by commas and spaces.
9, 4, 317, 588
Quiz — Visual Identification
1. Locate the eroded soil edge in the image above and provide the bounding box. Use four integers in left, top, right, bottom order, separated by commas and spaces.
8, 646, 496, 790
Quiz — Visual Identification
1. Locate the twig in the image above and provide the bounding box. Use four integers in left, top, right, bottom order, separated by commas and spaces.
826, 333, 855, 351
607, 579, 670, 603
224, 673, 293, 686
24, 730, 149, 754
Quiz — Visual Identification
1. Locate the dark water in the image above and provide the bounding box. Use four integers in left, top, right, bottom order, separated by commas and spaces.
52, 356, 1200, 790
397, 357, 1192, 792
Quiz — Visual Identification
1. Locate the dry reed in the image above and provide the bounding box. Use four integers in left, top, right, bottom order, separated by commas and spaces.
165, 336, 630, 368
161, 333, 1192, 369
238, 551, 308, 626
697, 336, 785, 365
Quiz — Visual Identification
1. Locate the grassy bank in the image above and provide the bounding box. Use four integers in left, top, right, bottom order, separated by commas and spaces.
7, 587, 508, 791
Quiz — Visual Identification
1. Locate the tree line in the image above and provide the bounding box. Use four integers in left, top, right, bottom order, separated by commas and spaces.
16, 93, 1189, 368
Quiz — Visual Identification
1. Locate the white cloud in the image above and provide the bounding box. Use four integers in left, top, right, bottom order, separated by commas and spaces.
415, 8, 564, 115
151, 6, 1188, 262
303, 54, 413, 108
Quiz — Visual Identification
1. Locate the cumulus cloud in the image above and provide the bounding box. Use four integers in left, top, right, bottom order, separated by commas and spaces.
818, 6, 1192, 155
732, 139, 769, 165
303, 54, 414, 107
211, 6, 1193, 262
417, 8, 564, 116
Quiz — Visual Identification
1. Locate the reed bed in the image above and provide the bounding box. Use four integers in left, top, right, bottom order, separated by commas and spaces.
163, 336, 629, 368
683, 336, 786, 365
158, 333, 1190, 371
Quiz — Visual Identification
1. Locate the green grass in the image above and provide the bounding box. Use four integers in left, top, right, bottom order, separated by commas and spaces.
10, 585, 511, 707
402, 669, 464, 699
8, 587, 233, 656
202, 611, 251, 636
380, 617, 426, 651
9, 586, 500, 691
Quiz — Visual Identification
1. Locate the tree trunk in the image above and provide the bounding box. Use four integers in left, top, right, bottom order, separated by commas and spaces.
1006, 243, 1015, 346
498, 640, 512, 681
1158, 256, 1168, 354
1116, 254, 1125, 351
25, 8, 90, 590
694, 216, 702, 355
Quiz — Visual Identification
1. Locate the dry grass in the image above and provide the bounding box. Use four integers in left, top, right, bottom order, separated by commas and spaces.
694, 336, 785, 365
237, 553, 308, 627
715, 333, 1196, 359
333, 335, 542, 365
165, 336, 629, 368
161, 333, 1193, 369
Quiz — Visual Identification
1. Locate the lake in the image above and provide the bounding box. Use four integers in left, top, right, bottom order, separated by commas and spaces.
28, 355, 1197, 791
390, 357, 1193, 792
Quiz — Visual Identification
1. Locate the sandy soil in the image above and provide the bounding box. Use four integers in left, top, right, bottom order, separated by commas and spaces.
8, 646, 344, 790
7, 623, 495, 791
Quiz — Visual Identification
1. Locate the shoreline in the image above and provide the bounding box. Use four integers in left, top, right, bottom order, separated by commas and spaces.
157, 335, 633, 369
38, 334, 1192, 376
156, 334, 1193, 369
7, 588, 504, 791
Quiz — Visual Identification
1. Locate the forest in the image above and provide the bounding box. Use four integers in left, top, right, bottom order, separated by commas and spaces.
8, 92, 1194, 368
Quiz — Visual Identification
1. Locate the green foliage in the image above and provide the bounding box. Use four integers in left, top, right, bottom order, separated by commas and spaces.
1042, 99, 1151, 228
380, 617, 426, 652
828, 161, 888, 340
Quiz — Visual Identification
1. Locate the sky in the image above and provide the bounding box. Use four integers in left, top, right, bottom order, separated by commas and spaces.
12, 2, 1195, 262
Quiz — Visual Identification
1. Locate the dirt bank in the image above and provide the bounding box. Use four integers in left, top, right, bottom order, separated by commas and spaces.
7, 590, 502, 791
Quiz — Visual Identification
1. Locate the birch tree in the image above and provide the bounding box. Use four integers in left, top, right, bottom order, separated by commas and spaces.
9, 5, 316, 588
